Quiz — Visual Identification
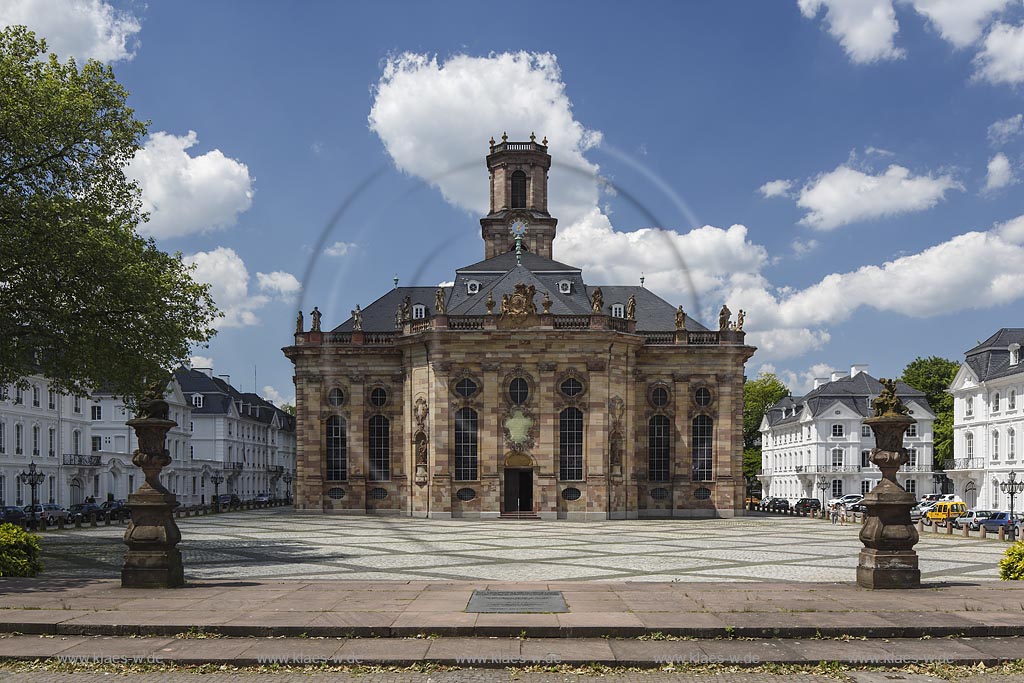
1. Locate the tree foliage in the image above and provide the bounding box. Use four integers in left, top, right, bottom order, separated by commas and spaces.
743, 372, 790, 485
0, 26, 217, 403
900, 356, 959, 468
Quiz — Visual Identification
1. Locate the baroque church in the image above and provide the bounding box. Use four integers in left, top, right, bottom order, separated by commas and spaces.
284, 136, 755, 519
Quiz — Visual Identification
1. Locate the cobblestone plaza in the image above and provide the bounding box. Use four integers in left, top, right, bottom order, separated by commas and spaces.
38, 509, 1006, 582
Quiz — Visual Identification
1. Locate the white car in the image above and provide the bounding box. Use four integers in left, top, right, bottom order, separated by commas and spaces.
827, 493, 864, 507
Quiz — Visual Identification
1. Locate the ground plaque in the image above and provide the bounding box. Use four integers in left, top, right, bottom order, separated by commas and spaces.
466, 590, 568, 613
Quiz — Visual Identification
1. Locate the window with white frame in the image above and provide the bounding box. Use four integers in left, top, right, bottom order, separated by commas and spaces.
861, 450, 872, 467
1012, 345, 1021, 366
557, 280, 572, 294
73, 396, 81, 413
1009, 428, 1017, 460
48, 390, 55, 410
861, 480, 873, 494
72, 430, 81, 455
32, 385, 39, 407
832, 480, 843, 497
965, 397, 974, 416
831, 448, 844, 467
832, 424, 844, 438
32, 425, 39, 455
611, 303, 624, 318
906, 447, 917, 466
192, 394, 203, 408
91, 405, 101, 420
0, 422, 5, 453
906, 423, 917, 437
905, 479, 916, 494
14, 387, 22, 404
993, 393, 1001, 413
862, 425, 871, 437
48, 427, 55, 456
91, 436, 101, 452
993, 431, 1000, 460
15, 424, 23, 454
965, 432, 974, 458
1010, 390, 1017, 410
411, 304, 426, 320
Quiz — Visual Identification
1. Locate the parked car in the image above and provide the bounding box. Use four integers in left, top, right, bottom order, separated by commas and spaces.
924, 501, 967, 526
766, 498, 791, 512
744, 496, 761, 506
919, 493, 941, 505
910, 501, 937, 522
0, 506, 27, 524
254, 493, 272, 504
978, 512, 1024, 534
23, 504, 68, 525
793, 498, 821, 513
827, 494, 864, 508
100, 500, 131, 520
68, 502, 106, 523
952, 509, 994, 531
217, 494, 241, 509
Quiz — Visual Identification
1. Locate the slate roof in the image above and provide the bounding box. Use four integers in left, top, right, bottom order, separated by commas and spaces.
964, 328, 1024, 382
764, 372, 930, 428
331, 249, 709, 332
173, 367, 295, 430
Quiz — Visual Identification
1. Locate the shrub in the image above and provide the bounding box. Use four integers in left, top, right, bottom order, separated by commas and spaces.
0, 523, 42, 577
999, 541, 1024, 580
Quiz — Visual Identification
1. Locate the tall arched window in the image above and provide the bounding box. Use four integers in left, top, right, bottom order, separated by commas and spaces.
559, 407, 583, 480
510, 170, 527, 208
692, 415, 713, 481
992, 430, 1000, 460
1009, 428, 1016, 460
454, 408, 478, 481
369, 415, 390, 481
648, 415, 671, 482
326, 416, 347, 481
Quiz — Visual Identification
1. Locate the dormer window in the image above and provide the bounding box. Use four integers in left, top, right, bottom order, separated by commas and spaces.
1011, 344, 1020, 366
557, 280, 572, 294
466, 280, 480, 295
611, 303, 624, 318
192, 394, 203, 408
412, 304, 427, 319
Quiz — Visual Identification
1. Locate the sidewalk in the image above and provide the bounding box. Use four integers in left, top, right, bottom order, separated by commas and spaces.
1, 578, 1023, 639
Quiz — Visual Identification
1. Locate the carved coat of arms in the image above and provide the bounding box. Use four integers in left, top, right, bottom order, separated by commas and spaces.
500, 283, 537, 323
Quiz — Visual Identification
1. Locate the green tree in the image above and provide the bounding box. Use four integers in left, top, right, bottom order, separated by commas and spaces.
900, 356, 959, 469
281, 404, 296, 417
743, 372, 790, 487
0, 26, 217, 403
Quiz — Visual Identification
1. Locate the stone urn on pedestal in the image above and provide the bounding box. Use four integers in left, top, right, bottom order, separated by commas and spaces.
857, 378, 920, 589
122, 390, 184, 588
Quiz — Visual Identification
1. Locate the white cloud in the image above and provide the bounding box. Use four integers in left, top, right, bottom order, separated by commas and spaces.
795, 163, 961, 230
984, 152, 1016, 192
260, 385, 293, 408
974, 22, 1024, 86
798, 0, 904, 63
758, 362, 836, 395
189, 356, 214, 370
0, 0, 141, 62
256, 271, 302, 301
996, 213, 1024, 243
759, 179, 794, 198
864, 146, 895, 157
989, 114, 1024, 146
184, 247, 271, 328
910, 0, 1014, 48
792, 239, 819, 258
324, 241, 356, 257
127, 131, 254, 239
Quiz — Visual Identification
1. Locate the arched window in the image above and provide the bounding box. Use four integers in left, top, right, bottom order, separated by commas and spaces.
510, 170, 527, 208
966, 397, 974, 416
992, 430, 1000, 460
964, 432, 974, 458
692, 415, 713, 481
559, 407, 583, 480
15, 424, 22, 454
1010, 390, 1017, 410
369, 415, 390, 481
1009, 428, 1016, 460
648, 415, 671, 482
454, 408, 478, 481
326, 416, 347, 481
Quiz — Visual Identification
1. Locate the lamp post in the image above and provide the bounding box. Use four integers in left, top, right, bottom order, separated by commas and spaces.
816, 475, 829, 513
999, 470, 1024, 539
19, 463, 45, 530
210, 474, 224, 512
283, 472, 293, 503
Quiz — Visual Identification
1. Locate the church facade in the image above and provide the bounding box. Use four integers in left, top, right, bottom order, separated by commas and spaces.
284, 137, 755, 520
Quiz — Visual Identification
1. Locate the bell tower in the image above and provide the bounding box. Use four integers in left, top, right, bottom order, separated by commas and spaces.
480, 133, 558, 260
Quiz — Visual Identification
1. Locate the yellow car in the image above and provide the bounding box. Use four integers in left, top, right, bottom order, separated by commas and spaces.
924, 501, 967, 526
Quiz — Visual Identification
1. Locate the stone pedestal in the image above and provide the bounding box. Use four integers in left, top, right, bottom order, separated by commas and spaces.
122, 401, 184, 589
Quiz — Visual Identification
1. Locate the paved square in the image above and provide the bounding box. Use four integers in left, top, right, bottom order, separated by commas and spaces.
34, 509, 1009, 582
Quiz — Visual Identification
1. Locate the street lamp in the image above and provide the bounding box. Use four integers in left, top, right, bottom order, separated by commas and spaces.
816, 475, 829, 514
999, 470, 1024, 539
19, 463, 45, 530
210, 473, 224, 512
283, 472, 293, 502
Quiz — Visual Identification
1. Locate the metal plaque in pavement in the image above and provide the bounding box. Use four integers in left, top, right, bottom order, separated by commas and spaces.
466, 590, 568, 613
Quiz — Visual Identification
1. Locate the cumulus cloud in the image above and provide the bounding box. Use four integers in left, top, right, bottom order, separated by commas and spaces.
794, 164, 961, 230
792, 239, 819, 258
0, 0, 141, 62
759, 179, 794, 198
127, 131, 254, 239
189, 356, 214, 370
758, 362, 837, 395
989, 114, 1024, 146
974, 22, 1024, 86
324, 241, 356, 257
183, 248, 298, 329
984, 152, 1016, 192
260, 385, 293, 408
996, 213, 1024, 243
910, 0, 1014, 48
798, 0, 904, 63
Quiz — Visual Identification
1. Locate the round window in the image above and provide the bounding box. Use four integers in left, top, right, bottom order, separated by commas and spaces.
561, 487, 582, 501
327, 487, 345, 500
695, 388, 712, 406
651, 387, 670, 407
509, 378, 529, 405
327, 388, 344, 406
694, 487, 712, 500
650, 487, 670, 500
370, 387, 388, 407
456, 487, 476, 501
455, 378, 478, 398
560, 378, 583, 398
369, 487, 388, 500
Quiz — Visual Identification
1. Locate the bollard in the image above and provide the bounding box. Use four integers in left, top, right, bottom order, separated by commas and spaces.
999, 526, 1006, 541
963, 524, 969, 537
185, 508, 190, 518
980, 525, 987, 539
104, 513, 111, 526
89, 513, 97, 527
945, 521, 953, 535
58, 517, 65, 530
933, 521, 939, 534
74, 516, 82, 529
918, 519, 925, 533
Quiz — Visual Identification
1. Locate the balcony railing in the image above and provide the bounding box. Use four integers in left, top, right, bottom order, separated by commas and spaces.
224, 462, 244, 471
63, 454, 101, 466
950, 458, 984, 469
448, 316, 484, 330
267, 465, 284, 473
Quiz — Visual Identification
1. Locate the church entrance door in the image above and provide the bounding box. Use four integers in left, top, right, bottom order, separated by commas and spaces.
503, 468, 533, 515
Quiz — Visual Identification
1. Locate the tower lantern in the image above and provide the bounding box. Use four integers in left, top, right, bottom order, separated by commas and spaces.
481, 135, 558, 259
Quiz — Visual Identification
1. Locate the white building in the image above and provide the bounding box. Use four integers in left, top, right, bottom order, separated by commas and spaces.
758, 366, 936, 503
947, 329, 1024, 510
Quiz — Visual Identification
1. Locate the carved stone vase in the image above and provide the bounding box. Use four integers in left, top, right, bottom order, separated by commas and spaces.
122, 400, 184, 588
857, 414, 920, 589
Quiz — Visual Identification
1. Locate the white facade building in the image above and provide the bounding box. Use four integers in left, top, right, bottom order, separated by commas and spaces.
947, 328, 1024, 510
758, 366, 936, 503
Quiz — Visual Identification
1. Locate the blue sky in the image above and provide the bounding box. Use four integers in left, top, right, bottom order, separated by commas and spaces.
5, 0, 1024, 402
